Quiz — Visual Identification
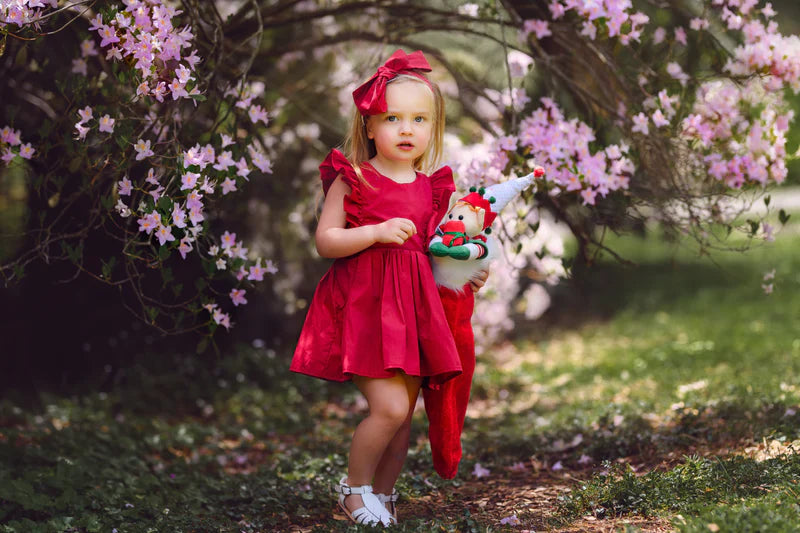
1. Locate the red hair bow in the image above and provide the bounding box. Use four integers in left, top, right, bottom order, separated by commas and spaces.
352, 49, 432, 116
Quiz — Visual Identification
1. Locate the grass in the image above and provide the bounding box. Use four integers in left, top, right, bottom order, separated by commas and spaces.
1, 222, 800, 531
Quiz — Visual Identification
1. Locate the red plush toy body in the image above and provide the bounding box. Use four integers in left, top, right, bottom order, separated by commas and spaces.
424, 172, 542, 478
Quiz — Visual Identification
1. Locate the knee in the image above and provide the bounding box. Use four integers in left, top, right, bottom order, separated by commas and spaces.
372, 400, 410, 429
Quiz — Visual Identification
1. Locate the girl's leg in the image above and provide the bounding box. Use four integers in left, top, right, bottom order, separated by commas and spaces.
343, 373, 413, 513
372, 373, 422, 496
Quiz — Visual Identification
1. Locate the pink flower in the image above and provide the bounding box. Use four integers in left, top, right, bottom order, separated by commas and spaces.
170, 78, 188, 100
472, 463, 490, 478
247, 260, 266, 281
74, 123, 89, 140
230, 288, 248, 306
221, 177, 237, 195
250, 151, 273, 174
178, 237, 193, 259
653, 27, 666, 44
220, 133, 234, 148
500, 515, 520, 526
523, 19, 551, 40
690, 18, 709, 31
144, 168, 160, 185
152, 82, 167, 102
172, 206, 187, 228
181, 172, 200, 190
134, 139, 154, 160
188, 206, 204, 226
99, 25, 120, 47
248, 105, 268, 125
213, 151, 234, 171
71, 57, 87, 76
2, 149, 16, 166
236, 266, 248, 281
18, 143, 35, 159
580, 188, 597, 205
118, 177, 132, 196
652, 109, 670, 128
221, 231, 236, 250
186, 190, 203, 211
580, 20, 597, 40
155, 224, 175, 246
77, 106, 93, 124
631, 112, 649, 134
98, 115, 115, 134
213, 309, 231, 329
235, 157, 250, 178
264, 259, 278, 274
148, 185, 164, 202
666, 62, 689, 86
88, 13, 104, 32
183, 146, 205, 168
1, 127, 21, 146
80, 39, 98, 58
674, 26, 687, 45
106, 46, 123, 61
137, 213, 158, 234
136, 81, 150, 97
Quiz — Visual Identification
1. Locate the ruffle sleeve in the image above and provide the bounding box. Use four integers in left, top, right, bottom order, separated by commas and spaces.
429, 165, 456, 227
319, 149, 364, 227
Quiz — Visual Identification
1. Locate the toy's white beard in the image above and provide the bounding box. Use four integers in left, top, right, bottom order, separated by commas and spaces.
430, 237, 497, 291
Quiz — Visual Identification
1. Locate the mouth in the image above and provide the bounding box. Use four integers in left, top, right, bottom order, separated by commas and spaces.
397, 142, 415, 150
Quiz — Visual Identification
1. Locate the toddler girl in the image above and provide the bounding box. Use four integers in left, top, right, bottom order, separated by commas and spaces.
291, 49, 478, 526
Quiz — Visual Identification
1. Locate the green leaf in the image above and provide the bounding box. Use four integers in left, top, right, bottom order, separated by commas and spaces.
158, 245, 171, 261
156, 195, 173, 212
529, 221, 540, 233
100, 194, 114, 210
190, 93, 207, 102
194, 278, 206, 291
747, 219, 759, 236
146, 306, 159, 322
779, 209, 791, 225
764, 195, 771, 207
101, 256, 116, 280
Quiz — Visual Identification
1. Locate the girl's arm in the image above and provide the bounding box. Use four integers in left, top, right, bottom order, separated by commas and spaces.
315, 176, 417, 259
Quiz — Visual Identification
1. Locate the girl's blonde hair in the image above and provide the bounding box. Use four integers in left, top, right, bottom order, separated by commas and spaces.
343, 73, 445, 185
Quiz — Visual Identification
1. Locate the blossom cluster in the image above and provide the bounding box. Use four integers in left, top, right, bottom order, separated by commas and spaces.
524, 0, 650, 45
1, 125, 35, 165
518, 98, 634, 206
61, 1, 277, 332
0, 0, 55, 28
717, 1, 800, 92
684, 79, 790, 188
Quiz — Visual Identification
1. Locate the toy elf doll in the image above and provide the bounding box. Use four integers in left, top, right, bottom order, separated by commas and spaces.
424, 170, 542, 479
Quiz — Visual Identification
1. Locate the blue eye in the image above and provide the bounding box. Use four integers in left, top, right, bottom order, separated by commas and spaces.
415, 116, 425, 123
386, 115, 397, 122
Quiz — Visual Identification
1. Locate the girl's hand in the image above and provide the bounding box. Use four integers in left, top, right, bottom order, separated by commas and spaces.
469, 269, 489, 293
373, 218, 417, 245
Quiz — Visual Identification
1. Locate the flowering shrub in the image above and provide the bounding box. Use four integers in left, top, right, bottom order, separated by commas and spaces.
1, 1, 276, 349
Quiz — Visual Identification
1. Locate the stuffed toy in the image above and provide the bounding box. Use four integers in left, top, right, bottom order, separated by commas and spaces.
424, 169, 543, 479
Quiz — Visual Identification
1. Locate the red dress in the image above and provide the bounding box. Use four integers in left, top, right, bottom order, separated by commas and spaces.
290, 149, 462, 386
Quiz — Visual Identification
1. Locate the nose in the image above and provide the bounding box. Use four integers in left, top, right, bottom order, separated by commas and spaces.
399, 119, 413, 135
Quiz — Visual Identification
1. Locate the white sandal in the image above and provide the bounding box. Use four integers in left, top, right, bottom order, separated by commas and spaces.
334, 476, 396, 527
376, 489, 399, 521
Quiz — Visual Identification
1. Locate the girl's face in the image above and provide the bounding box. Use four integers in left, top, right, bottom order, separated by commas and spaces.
366, 80, 434, 168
